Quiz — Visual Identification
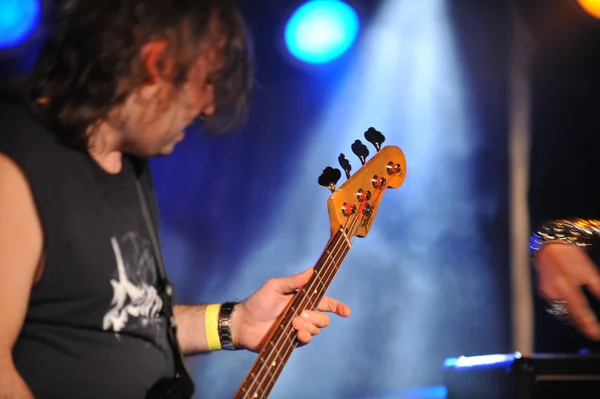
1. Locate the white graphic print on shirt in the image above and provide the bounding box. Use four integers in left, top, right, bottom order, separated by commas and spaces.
102, 232, 163, 333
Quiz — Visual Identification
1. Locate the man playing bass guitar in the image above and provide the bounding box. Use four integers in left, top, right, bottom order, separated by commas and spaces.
0, 1, 351, 397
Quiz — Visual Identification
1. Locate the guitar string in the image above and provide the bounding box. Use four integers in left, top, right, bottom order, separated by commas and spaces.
243, 228, 357, 398
242, 170, 402, 397
254, 196, 375, 397
257, 188, 385, 397
240, 209, 363, 398
246, 186, 386, 398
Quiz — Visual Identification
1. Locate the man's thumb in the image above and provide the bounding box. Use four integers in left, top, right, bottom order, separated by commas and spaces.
277, 268, 313, 293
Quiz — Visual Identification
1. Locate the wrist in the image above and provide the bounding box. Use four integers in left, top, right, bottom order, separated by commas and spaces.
230, 301, 244, 349
218, 302, 240, 351
204, 304, 222, 351
204, 302, 242, 351
529, 219, 597, 261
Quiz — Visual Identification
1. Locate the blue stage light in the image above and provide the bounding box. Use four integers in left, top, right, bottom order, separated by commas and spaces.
284, 0, 359, 64
0, 0, 41, 50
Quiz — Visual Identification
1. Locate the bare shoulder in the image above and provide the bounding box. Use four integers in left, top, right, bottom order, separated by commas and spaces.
0, 152, 43, 280
0, 152, 43, 362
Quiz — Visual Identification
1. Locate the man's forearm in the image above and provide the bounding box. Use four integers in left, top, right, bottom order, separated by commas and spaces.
173, 305, 210, 355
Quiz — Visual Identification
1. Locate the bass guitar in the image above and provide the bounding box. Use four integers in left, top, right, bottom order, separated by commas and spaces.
232, 128, 407, 398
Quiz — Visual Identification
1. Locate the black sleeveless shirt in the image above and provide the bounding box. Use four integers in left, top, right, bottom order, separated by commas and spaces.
0, 99, 175, 398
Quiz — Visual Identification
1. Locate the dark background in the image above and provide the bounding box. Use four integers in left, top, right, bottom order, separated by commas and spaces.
520, 0, 600, 354
2, 0, 600, 397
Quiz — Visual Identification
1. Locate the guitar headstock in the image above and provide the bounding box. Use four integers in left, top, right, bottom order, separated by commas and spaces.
318, 128, 407, 238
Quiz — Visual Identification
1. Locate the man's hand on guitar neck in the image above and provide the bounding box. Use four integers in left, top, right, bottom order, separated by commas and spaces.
231, 268, 351, 352
174, 268, 351, 355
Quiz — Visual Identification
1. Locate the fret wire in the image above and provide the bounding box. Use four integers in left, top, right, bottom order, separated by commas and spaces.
250, 239, 354, 397
236, 215, 360, 398
248, 340, 297, 398
242, 324, 297, 397
240, 194, 378, 398
260, 238, 353, 393
256, 231, 354, 393
258, 242, 353, 397
239, 241, 353, 399
240, 234, 352, 396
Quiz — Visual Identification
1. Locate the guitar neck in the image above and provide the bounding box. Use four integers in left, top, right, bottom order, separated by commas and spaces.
233, 228, 352, 399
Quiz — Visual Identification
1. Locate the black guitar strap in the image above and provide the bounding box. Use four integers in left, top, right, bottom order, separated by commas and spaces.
135, 177, 195, 399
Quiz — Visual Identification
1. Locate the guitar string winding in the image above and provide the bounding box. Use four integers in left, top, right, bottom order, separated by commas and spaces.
244, 187, 385, 398
256, 195, 376, 397
261, 191, 382, 394
242, 212, 361, 398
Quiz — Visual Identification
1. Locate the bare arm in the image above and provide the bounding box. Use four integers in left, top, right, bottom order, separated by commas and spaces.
172, 270, 350, 355
173, 305, 211, 355
0, 154, 43, 398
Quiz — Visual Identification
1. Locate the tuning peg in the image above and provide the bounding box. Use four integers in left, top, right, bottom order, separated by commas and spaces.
364, 127, 386, 152
318, 166, 342, 192
351, 140, 369, 165
338, 153, 352, 179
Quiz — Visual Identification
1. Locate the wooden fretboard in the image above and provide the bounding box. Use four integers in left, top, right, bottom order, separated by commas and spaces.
232, 227, 353, 399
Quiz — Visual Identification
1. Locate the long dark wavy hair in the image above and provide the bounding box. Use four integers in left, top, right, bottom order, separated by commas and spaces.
15, 0, 253, 148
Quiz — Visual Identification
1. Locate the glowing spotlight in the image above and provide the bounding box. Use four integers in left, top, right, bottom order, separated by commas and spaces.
0, 0, 41, 50
284, 0, 360, 64
579, 0, 600, 19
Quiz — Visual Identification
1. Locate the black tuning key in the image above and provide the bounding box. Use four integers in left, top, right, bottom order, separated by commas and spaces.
364, 127, 386, 152
318, 166, 342, 192
351, 140, 369, 165
338, 153, 352, 179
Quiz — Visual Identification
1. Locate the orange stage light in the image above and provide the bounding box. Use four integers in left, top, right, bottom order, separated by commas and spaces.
579, 0, 600, 19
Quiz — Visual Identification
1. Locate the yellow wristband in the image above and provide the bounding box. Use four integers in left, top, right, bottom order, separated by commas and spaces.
205, 304, 222, 351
